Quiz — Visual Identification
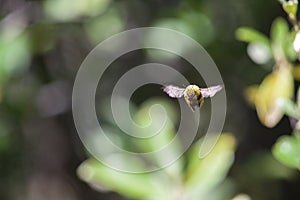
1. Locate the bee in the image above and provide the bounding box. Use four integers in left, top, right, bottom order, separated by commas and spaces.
163, 84, 223, 111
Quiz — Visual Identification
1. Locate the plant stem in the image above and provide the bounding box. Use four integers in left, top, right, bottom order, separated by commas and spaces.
288, 13, 299, 31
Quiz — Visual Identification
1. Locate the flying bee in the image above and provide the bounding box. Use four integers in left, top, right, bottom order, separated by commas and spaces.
163, 84, 223, 111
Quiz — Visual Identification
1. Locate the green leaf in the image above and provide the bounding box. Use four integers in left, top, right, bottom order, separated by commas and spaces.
276, 97, 299, 118
77, 158, 169, 199
271, 18, 289, 44
133, 98, 183, 177
281, 29, 298, 61
271, 17, 289, 60
236, 27, 271, 52
184, 133, 236, 199
0, 33, 31, 83
272, 134, 300, 170
282, 0, 298, 17
284, 35, 298, 61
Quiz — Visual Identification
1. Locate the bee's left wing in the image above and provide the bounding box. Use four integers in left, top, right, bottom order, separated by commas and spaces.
201, 85, 223, 98
163, 85, 185, 98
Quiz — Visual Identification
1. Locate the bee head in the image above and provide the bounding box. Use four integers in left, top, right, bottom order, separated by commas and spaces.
185, 85, 200, 95
184, 85, 200, 99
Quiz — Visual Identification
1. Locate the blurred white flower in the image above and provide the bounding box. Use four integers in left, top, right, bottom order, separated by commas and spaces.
293, 31, 300, 52
247, 43, 271, 64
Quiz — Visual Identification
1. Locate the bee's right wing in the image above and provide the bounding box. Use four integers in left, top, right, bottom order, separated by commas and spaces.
201, 85, 223, 98
163, 85, 185, 98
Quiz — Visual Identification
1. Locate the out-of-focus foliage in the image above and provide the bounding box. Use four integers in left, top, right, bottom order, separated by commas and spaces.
1, 0, 300, 200
78, 98, 236, 200
146, 11, 214, 61
245, 67, 293, 128
281, 0, 298, 17
43, 0, 111, 21
272, 88, 300, 170
184, 133, 235, 199
238, 16, 295, 129
237, 0, 300, 172
84, 8, 124, 45
273, 132, 300, 170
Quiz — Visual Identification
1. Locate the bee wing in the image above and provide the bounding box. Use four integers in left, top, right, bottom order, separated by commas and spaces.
163, 85, 185, 98
201, 85, 223, 98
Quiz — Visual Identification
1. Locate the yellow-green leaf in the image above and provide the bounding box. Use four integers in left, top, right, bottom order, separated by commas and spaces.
254, 67, 294, 127
244, 85, 259, 107
282, 0, 298, 17
184, 133, 236, 198
77, 158, 168, 199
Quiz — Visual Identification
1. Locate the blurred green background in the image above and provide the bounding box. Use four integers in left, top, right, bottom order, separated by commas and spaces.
1, 0, 300, 200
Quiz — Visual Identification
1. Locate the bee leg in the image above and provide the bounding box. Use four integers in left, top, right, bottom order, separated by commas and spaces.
198, 96, 204, 108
